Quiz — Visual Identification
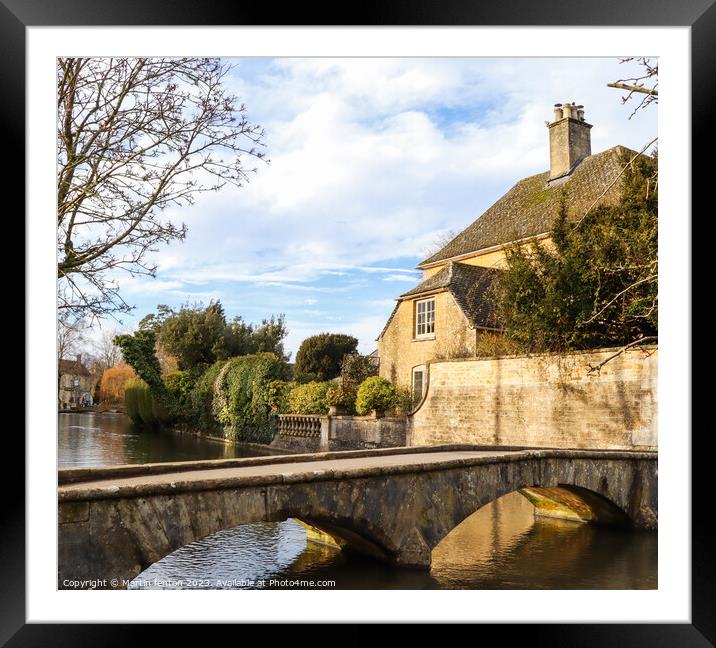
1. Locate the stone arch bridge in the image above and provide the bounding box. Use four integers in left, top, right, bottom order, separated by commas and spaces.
58, 446, 657, 589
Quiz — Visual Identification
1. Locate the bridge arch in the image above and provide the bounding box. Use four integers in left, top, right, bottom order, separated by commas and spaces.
395, 456, 657, 568
58, 449, 657, 587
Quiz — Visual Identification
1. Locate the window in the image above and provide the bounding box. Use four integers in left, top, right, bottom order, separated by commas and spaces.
415, 298, 435, 338
412, 367, 425, 404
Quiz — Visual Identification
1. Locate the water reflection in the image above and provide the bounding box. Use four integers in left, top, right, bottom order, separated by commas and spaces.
58, 412, 265, 468
132, 492, 657, 590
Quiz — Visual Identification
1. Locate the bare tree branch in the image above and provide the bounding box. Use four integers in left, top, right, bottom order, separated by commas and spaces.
587, 336, 658, 375
57, 57, 268, 321
608, 57, 658, 119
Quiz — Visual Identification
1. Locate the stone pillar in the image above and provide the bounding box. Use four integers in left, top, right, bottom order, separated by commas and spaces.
319, 416, 330, 451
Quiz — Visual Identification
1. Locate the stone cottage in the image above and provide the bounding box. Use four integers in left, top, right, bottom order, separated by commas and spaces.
377, 102, 646, 398
58, 354, 94, 408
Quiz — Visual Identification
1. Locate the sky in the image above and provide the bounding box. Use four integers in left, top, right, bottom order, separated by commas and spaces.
100, 57, 657, 359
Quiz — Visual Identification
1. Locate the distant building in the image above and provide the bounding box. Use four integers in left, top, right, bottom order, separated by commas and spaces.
59, 354, 94, 408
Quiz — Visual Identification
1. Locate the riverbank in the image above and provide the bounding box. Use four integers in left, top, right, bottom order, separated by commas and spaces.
165, 423, 296, 455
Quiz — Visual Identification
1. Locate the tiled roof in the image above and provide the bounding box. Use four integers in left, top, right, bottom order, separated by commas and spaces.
419, 145, 639, 267
377, 262, 501, 339
59, 358, 91, 377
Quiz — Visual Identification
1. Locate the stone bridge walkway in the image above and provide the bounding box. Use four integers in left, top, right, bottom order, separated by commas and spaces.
60, 448, 526, 498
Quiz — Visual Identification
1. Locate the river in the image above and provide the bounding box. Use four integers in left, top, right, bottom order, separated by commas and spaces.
59, 412, 657, 590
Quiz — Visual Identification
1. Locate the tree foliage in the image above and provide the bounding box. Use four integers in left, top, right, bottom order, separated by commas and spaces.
140, 301, 289, 371
224, 314, 289, 360
155, 301, 228, 370
187, 360, 226, 431
98, 363, 137, 403
211, 353, 289, 441
124, 378, 154, 424
114, 329, 169, 403
57, 57, 267, 320
294, 333, 359, 382
496, 151, 657, 351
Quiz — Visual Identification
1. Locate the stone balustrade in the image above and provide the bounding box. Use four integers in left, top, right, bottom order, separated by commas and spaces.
277, 414, 323, 439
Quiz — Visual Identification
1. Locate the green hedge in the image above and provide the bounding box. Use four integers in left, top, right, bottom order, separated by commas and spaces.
187, 360, 227, 431
286, 381, 332, 415
211, 352, 288, 442
124, 378, 144, 423
125, 377, 167, 425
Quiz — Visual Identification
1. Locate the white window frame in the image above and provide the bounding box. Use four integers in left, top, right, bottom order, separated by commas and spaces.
414, 297, 435, 339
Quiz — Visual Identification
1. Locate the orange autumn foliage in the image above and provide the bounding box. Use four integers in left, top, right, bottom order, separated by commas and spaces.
99, 363, 137, 403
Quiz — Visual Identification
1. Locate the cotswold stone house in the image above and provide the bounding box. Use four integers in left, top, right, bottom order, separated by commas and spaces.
58, 354, 94, 408
377, 102, 644, 397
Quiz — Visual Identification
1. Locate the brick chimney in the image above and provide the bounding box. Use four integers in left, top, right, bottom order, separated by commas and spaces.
547, 102, 592, 182
76, 353, 82, 365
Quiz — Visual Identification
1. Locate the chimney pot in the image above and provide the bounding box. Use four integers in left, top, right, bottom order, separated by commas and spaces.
548, 101, 592, 181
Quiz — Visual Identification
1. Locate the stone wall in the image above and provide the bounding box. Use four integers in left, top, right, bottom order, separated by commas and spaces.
408, 346, 657, 451
328, 415, 407, 451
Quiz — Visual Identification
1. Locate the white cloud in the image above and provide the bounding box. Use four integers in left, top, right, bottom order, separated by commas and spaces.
108, 57, 656, 356
383, 274, 420, 283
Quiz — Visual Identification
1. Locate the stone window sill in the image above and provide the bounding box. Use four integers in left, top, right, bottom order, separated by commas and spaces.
412, 335, 436, 342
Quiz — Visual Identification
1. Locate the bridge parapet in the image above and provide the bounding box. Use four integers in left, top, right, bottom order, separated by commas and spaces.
58, 447, 657, 588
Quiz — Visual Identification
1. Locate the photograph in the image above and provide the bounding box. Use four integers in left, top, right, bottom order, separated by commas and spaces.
55, 55, 660, 593
10, 7, 705, 636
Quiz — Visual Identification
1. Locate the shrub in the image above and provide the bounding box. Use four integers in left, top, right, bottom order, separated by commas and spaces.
287, 381, 332, 415
393, 385, 414, 415
164, 370, 195, 411
212, 352, 289, 442
124, 378, 156, 425
325, 382, 355, 413
187, 360, 226, 430
340, 353, 378, 387
266, 379, 295, 412
294, 333, 358, 382
355, 376, 397, 415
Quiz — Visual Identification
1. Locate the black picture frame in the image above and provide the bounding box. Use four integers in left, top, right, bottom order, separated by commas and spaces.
11, 0, 708, 643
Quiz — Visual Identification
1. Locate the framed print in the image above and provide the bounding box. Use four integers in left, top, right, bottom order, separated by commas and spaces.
11, 0, 711, 642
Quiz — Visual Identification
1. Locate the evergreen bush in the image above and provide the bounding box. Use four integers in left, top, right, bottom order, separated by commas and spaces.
286, 381, 332, 415
211, 352, 289, 442
355, 376, 397, 415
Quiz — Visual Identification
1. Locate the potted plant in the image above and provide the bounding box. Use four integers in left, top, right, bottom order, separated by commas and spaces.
355, 376, 397, 418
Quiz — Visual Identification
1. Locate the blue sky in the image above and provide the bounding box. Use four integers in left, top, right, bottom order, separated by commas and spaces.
108, 57, 657, 358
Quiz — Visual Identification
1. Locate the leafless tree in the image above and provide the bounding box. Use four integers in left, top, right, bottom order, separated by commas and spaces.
422, 228, 459, 258
57, 57, 268, 321
57, 312, 85, 405
57, 312, 85, 363
93, 327, 123, 370
608, 57, 658, 119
